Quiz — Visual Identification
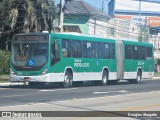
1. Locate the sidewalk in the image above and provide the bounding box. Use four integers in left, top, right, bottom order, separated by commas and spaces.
0, 82, 27, 86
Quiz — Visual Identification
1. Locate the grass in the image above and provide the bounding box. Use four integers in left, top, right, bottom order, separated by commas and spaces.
154, 72, 160, 77
0, 75, 9, 83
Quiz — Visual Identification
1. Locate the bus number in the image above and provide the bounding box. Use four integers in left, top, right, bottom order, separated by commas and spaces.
138, 61, 144, 66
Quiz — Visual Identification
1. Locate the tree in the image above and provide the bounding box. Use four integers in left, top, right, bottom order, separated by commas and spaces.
0, 0, 56, 50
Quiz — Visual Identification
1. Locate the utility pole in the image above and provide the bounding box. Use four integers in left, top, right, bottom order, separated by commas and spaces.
138, 0, 141, 17
138, 0, 142, 42
94, 18, 96, 34
144, 17, 148, 42
59, 0, 65, 32
102, 0, 104, 12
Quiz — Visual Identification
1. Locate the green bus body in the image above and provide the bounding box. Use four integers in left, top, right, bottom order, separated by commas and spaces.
10, 32, 154, 86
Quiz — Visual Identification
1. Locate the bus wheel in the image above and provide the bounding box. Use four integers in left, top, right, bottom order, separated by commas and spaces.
135, 71, 142, 84
102, 71, 108, 86
63, 71, 72, 88
129, 71, 142, 84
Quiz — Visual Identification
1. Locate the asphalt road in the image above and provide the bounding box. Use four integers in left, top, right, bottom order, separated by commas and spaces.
0, 79, 160, 119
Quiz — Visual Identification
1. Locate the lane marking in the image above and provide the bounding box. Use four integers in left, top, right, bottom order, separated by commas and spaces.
93, 90, 128, 94
0, 90, 160, 109
3, 95, 26, 98
39, 90, 56, 92
0, 88, 12, 90
39, 88, 78, 92
53, 96, 111, 103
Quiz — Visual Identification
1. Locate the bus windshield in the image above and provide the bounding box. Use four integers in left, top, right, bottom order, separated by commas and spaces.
11, 35, 49, 69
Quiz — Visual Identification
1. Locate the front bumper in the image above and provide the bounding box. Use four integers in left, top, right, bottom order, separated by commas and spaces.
10, 74, 50, 83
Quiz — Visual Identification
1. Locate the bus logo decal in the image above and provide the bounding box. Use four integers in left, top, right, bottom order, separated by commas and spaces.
74, 59, 89, 68
97, 60, 99, 66
29, 59, 34, 66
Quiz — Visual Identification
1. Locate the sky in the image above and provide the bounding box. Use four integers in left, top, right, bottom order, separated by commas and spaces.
55, 0, 108, 13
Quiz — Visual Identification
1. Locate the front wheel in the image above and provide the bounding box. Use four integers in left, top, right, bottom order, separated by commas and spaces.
63, 71, 73, 88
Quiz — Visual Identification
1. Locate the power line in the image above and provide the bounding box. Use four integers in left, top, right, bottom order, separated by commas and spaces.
88, 21, 151, 40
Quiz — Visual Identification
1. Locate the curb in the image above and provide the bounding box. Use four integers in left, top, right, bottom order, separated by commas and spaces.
0, 82, 27, 86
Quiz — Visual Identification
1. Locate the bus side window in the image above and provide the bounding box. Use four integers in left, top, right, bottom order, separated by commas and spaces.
83, 42, 92, 58
101, 43, 109, 59
146, 47, 152, 60
109, 43, 115, 59
92, 42, 96, 58
139, 46, 146, 60
72, 40, 82, 58
62, 39, 71, 58
97, 43, 101, 58
132, 45, 139, 60
92, 42, 101, 59
125, 45, 132, 59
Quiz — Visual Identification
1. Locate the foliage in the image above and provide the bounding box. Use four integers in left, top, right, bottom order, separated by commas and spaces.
0, 50, 10, 75
156, 58, 160, 65
0, 0, 56, 50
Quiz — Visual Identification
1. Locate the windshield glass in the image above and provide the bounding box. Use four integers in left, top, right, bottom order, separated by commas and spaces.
11, 35, 49, 67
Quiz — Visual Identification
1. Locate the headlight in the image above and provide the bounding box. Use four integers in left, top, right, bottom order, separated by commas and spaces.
41, 68, 48, 75
10, 68, 15, 75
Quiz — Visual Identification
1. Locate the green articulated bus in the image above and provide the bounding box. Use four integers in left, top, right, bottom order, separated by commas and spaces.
10, 32, 154, 88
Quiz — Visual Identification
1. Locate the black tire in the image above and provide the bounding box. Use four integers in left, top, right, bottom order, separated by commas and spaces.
135, 71, 142, 84
63, 71, 73, 88
101, 71, 108, 86
129, 71, 142, 84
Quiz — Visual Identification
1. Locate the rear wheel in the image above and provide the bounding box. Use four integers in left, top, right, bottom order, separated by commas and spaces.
63, 71, 73, 88
129, 71, 142, 84
135, 71, 142, 84
101, 71, 108, 86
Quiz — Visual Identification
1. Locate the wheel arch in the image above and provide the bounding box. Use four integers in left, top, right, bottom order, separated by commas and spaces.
102, 67, 109, 78
137, 67, 142, 74
64, 67, 73, 78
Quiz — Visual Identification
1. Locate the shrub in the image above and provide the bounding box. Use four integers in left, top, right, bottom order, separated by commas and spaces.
0, 50, 10, 75
156, 58, 160, 65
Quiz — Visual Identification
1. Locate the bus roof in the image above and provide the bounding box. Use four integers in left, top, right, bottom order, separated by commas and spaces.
51, 32, 152, 45
50, 32, 115, 43
51, 32, 139, 41
13, 32, 153, 46
52, 32, 106, 39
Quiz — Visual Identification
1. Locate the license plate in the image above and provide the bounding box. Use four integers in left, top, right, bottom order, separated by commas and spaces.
24, 77, 31, 81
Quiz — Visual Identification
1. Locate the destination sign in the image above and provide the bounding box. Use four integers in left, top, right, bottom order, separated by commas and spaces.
14, 35, 49, 41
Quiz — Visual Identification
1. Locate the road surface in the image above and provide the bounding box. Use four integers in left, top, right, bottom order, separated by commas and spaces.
0, 79, 160, 119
